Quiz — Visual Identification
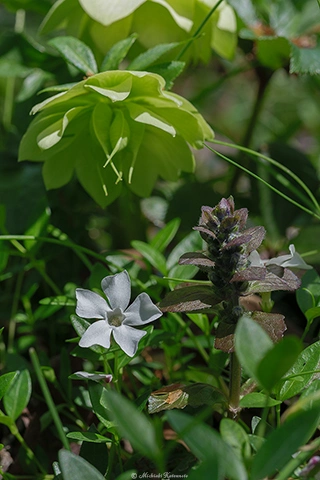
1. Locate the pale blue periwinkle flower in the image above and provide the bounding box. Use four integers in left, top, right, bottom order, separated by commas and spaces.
75, 270, 162, 357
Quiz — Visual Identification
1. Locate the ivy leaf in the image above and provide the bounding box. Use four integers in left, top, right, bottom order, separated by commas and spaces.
48, 36, 98, 75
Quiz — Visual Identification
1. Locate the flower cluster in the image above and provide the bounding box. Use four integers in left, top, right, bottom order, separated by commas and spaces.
75, 270, 162, 357
19, 70, 213, 207
160, 197, 309, 352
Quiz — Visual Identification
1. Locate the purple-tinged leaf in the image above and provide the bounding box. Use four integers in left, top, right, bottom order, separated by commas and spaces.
179, 252, 215, 270
252, 311, 286, 343
247, 268, 300, 293
193, 225, 216, 240
223, 234, 252, 250
234, 208, 248, 229
244, 226, 266, 253
231, 266, 266, 282
159, 285, 221, 313
215, 322, 236, 353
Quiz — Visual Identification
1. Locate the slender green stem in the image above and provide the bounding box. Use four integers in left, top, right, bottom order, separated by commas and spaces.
0, 235, 109, 266
228, 353, 242, 419
176, 0, 224, 61
29, 348, 70, 451
205, 145, 320, 221
209, 139, 320, 214
6, 418, 46, 474
274, 436, 320, 480
171, 313, 209, 363
28, 258, 61, 296
8, 268, 24, 353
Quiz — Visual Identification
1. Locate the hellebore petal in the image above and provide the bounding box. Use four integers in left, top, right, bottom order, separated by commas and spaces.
20, 70, 213, 207
112, 324, 147, 357
101, 270, 131, 311
79, 320, 112, 348
76, 289, 110, 318
124, 292, 162, 326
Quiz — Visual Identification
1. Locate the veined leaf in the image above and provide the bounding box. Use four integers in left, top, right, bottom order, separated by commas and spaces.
48, 36, 98, 75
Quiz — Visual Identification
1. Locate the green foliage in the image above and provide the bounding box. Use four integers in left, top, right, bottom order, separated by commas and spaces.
1, 0, 320, 478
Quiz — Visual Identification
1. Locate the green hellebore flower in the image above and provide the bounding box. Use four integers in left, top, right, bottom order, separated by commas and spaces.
40, 0, 237, 62
19, 70, 214, 207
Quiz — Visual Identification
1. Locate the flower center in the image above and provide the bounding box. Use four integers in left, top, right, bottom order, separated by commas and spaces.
107, 308, 125, 327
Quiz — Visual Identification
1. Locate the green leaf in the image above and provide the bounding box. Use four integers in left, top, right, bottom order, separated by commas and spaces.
101, 389, 162, 462
48, 36, 98, 75
58, 449, 105, 480
251, 405, 320, 480
150, 218, 180, 252
40, 296, 76, 307
100, 34, 138, 71
167, 410, 247, 480
256, 336, 302, 391
220, 419, 251, 462
290, 42, 320, 75
24, 208, 50, 251
128, 41, 180, 70
131, 240, 168, 275
276, 339, 320, 401
297, 268, 320, 314
88, 383, 112, 429
66, 431, 110, 443
167, 230, 202, 270
3, 369, 32, 421
0, 372, 18, 401
149, 61, 185, 89
235, 314, 273, 383
240, 393, 282, 408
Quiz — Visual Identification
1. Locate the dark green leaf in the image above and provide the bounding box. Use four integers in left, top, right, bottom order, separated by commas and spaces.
240, 393, 282, 408
149, 61, 185, 89
235, 314, 273, 383
131, 240, 168, 275
102, 390, 162, 462
100, 34, 138, 71
276, 339, 320, 401
0, 372, 18, 401
297, 268, 320, 314
66, 431, 110, 443
150, 218, 180, 252
251, 406, 320, 480
290, 42, 320, 75
167, 410, 247, 480
58, 449, 105, 480
220, 419, 251, 462
257, 336, 302, 391
48, 36, 98, 75
3, 369, 32, 420
128, 41, 180, 70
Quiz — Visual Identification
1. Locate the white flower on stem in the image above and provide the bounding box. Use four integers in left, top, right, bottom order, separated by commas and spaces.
75, 270, 162, 357
248, 244, 312, 271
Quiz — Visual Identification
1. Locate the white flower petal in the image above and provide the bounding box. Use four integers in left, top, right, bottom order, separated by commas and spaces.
79, 320, 111, 348
112, 324, 147, 357
281, 244, 312, 270
76, 288, 110, 318
101, 270, 131, 310
124, 292, 162, 326
248, 250, 264, 267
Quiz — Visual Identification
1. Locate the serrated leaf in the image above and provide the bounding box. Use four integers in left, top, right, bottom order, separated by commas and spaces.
101, 34, 138, 71
48, 36, 98, 75
290, 42, 320, 75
